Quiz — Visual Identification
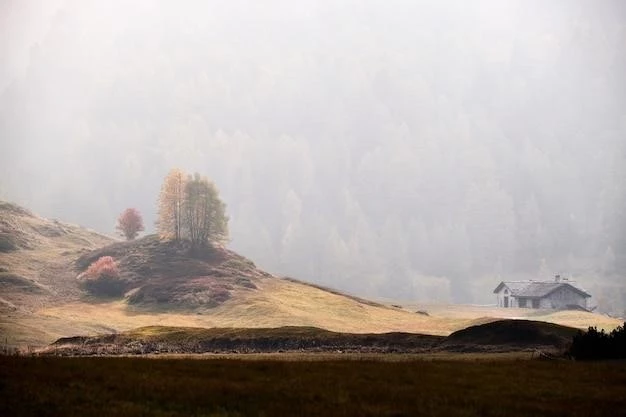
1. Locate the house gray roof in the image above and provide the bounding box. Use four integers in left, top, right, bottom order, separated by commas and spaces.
493, 281, 591, 298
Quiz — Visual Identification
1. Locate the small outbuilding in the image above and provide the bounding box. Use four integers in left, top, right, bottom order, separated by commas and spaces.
493, 275, 591, 310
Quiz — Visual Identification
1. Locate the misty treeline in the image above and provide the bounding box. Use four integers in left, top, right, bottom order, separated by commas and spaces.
1, 1, 625, 310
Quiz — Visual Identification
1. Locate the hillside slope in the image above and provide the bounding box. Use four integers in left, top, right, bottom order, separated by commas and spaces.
0, 201, 114, 309
74, 234, 271, 308
0, 201, 443, 347
1, 201, 622, 348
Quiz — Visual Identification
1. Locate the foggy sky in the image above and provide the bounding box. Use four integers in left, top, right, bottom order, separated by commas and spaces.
1, 0, 625, 310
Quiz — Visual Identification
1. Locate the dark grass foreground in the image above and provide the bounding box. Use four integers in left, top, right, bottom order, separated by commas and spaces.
1, 357, 626, 417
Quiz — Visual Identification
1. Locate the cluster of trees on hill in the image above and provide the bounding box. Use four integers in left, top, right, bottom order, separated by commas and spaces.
1, 1, 625, 309
157, 169, 228, 247
115, 169, 228, 247
82, 170, 228, 296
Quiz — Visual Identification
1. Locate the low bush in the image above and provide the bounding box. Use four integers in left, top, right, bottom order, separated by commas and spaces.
569, 322, 626, 360
0, 235, 18, 252
78, 256, 126, 297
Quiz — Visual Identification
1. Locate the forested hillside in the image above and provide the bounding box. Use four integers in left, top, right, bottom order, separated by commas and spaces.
1, 0, 624, 309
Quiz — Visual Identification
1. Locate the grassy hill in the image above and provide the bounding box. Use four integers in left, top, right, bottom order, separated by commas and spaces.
0, 200, 622, 349
0, 201, 444, 347
42, 325, 443, 355
74, 234, 270, 307
438, 319, 579, 352
39, 319, 581, 356
0, 201, 114, 307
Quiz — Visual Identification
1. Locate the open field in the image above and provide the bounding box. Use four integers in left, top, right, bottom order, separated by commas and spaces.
385, 300, 623, 330
4, 283, 621, 349
2, 356, 626, 417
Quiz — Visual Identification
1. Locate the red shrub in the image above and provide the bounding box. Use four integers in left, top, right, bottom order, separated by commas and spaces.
84, 256, 120, 280
80, 256, 125, 296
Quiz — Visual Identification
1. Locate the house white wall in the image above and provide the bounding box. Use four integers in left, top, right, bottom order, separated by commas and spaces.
495, 287, 517, 308
539, 287, 587, 309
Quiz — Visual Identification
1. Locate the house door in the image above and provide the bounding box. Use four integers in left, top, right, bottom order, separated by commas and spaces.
504, 296, 509, 308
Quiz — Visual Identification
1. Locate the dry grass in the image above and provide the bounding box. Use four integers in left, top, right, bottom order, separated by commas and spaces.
14, 279, 447, 347
395, 302, 623, 332
534, 310, 623, 331
1, 356, 626, 417
207, 278, 449, 334
4, 279, 622, 349
0, 202, 114, 310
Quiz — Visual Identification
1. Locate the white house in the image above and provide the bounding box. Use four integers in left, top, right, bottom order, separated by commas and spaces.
493, 275, 591, 310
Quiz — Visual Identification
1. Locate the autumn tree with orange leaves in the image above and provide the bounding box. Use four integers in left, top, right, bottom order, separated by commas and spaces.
116, 208, 145, 240
157, 168, 186, 240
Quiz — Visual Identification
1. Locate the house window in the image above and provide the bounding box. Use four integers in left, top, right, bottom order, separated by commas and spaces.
519, 298, 527, 308
532, 299, 540, 309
